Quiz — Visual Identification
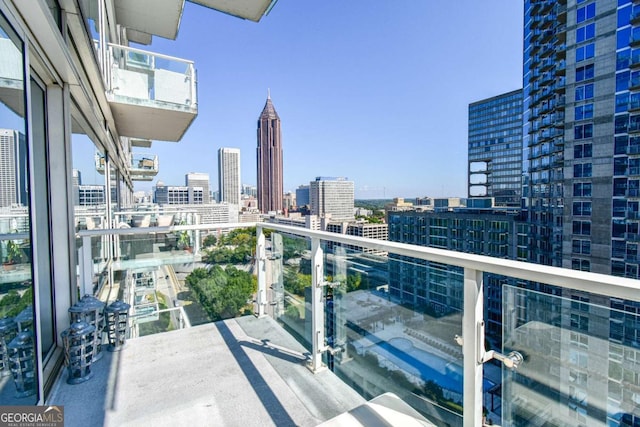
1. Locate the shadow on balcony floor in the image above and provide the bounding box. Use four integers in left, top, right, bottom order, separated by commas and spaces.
47, 315, 366, 426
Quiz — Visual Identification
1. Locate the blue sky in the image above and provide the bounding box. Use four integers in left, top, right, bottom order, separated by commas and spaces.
75, 1, 524, 199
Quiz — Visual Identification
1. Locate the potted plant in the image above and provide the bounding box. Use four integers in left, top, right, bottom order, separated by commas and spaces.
177, 231, 192, 252
3, 241, 23, 270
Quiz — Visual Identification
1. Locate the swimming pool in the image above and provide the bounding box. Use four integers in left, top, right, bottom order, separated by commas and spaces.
370, 337, 494, 394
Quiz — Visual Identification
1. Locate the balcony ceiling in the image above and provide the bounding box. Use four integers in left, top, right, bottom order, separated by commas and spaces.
109, 101, 196, 142
130, 138, 153, 148
114, 0, 185, 40
188, 0, 276, 22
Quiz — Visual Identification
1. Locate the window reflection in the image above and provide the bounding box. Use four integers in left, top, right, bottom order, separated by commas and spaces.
0, 14, 37, 403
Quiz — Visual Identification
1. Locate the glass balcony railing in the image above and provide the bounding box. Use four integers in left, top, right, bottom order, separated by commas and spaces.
70, 221, 640, 426
107, 43, 196, 109
502, 286, 640, 427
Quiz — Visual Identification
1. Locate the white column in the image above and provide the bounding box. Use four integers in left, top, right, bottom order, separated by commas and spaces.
81, 235, 93, 296
310, 237, 325, 372
463, 268, 484, 427
256, 227, 266, 317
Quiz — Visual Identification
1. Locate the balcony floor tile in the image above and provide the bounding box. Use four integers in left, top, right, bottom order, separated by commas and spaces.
47, 316, 366, 426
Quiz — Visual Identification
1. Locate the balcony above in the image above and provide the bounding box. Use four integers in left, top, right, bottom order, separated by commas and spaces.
0, 37, 24, 117
95, 153, 160, 181
130, 154, 159, 181
106, 44, 197, 142
114, 0, 184, 41
130, 138, 153, 148
189, 0, 277, 22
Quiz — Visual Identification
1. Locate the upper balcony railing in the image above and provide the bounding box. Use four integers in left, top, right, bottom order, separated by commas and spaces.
73, 221, 640, 427
104, 43, 198, 142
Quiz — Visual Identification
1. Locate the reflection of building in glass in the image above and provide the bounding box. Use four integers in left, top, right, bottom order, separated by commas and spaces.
502, 286, 628, 427
77, 185, 105, 206
0, 129, 26, 207
388, 208, 526, 339
326, 221, 388, 255
154, 174, 211, 205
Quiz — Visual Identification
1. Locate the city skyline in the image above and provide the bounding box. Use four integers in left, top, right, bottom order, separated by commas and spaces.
71, 2, 524, 199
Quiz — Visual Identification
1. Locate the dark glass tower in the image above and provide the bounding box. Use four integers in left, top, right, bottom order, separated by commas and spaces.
524, 0, 568, 268
256, 93, 283, 213
468, 89, 523, 207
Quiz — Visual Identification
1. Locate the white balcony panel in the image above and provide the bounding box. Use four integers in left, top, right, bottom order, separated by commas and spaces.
114, 0, 184, 40
112, 68, 149, 100
155, 69, 192, 105
189, 0, 276, 22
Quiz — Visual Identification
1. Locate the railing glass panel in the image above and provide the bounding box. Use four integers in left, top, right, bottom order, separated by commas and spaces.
503, 285, 640, 427
107, 43, 196, 110
267, 231, 312, 351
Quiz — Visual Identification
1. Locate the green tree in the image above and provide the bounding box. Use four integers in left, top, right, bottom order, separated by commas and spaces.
203, 234, 217, 247
285, 304, 300, 320
422, 380, 444, 402
185, 264, 256, 321
347, 273, 362, 292
283, 268, 311, 296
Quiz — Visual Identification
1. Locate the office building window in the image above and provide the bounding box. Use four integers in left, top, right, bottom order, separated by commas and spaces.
572, 239, 591, 255
617, 93, 630, 113
573, 220, 591, 235
574, 182, 593, 197
573, 201, 592, 216
616, 114, 629, 134
576, 24, 595, 43
577, 64, 595, 82
574, 163, 593, 178
571, 313, 590, 332
575, 123, 593, 139
577, 3, 596, 23
575, 104, 594, 120
574, 143, 593, 158
618, 49, 631, 70
575, 83, 594, 101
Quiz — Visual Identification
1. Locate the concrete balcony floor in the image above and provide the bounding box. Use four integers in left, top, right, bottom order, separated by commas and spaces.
48, 316, 366, 426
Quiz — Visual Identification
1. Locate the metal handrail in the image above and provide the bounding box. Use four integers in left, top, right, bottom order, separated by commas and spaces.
78, 221, 640, 303
106, 42, 195, 66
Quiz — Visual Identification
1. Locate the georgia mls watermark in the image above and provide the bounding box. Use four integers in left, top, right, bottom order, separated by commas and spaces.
0, 406, 63, 427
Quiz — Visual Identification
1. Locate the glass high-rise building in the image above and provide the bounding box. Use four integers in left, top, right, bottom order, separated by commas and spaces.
524, 0, 569, 268
257, 94, 283, 213
524, 0, 633, 277
468, 89, 523, 207
218, 147, 241, 205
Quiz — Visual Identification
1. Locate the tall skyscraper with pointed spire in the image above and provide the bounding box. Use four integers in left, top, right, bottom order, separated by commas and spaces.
256, 92, 283, 213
